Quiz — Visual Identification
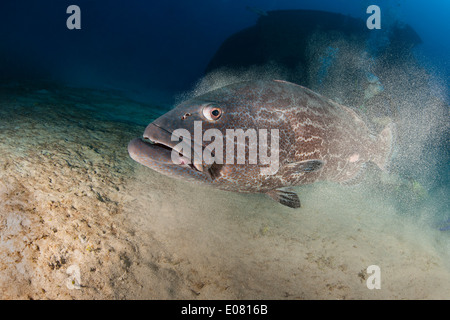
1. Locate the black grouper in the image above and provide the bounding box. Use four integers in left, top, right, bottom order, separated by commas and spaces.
128, 80, 394, 208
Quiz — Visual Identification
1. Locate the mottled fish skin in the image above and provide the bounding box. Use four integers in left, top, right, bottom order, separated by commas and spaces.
128, 80, 394, 207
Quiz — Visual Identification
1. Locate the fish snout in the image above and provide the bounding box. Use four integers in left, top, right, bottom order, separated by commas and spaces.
143, 122, 172, 144
127, 137, 149, 163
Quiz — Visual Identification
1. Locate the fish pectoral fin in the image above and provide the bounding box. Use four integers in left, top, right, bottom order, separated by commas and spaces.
286, 159, 324, 173
266, 189, 301, 208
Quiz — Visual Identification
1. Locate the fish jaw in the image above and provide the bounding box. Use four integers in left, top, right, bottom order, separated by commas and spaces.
143, 121, 206, 172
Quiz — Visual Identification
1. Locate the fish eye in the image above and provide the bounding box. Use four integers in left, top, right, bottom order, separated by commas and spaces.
203, 105, 222, 121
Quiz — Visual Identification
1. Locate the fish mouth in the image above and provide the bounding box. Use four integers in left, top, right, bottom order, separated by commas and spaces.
129, 122, 206, 174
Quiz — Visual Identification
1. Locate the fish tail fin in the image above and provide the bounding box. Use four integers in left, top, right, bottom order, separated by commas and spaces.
371, 122, 396, 171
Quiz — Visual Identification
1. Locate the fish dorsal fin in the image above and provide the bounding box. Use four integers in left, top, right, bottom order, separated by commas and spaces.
285, 159, 324, 173
266, 188, 301, 208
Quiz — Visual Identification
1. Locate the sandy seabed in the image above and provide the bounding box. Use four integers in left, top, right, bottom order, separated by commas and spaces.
0, 83, 449, 299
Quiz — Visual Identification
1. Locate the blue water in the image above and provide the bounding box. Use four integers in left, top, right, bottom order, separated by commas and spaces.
317, 46, 339, 85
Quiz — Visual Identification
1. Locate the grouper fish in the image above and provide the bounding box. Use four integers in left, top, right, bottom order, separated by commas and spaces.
128, 80, 394, 208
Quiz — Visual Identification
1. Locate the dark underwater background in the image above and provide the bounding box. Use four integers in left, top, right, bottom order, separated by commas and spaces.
0, 0, 448, 299
1, 0, 449, 96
